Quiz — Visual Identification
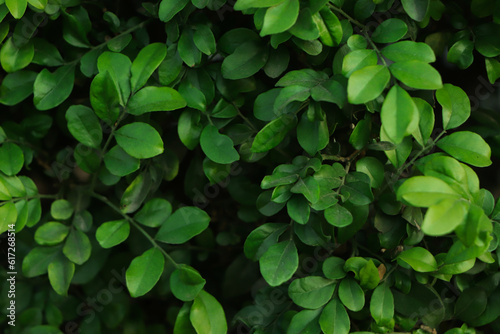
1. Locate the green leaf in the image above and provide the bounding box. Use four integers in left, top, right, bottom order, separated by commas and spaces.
291, 176, 320, 204
447, 39, 474, 69
0, 70, 37, 106
348, 65, 390, 104
174, 303, 197, 334
437, 131, 492, 167
297, 113, 329, 156
342, 49, 377, 77
126, 247, 165, 297
310, 79, 346, 107
319, 298, 350, 334
287, 195, 310, 224
359, 260, 380, 289
289, 8, 320, 40
170, 264, 206, 302
324, 203, 353, 227
178, 109, 203, 150
412, 97, 435, 146
421, 199, 468, 236
338, 278, 365, 311
22, 246, 61, 277
159, 0, 190, 22
382, 41, 436, 63
115, 122, 164, 159
436, 84, 471, 130
396, 176, 460, 207
34, 222, 69, 246
190, 290, 228, 334
193, 24, 216, 55
370, 283, 394, 326
90, 71, 121, 124
104, 145, 140, 177
318, 8, 343, 47
323, 257, 347, 280
401, 0, 430, 21
155, 206, 210, 244
95, 219, 130, 248
127, 86, 186, 115
63, 229, 91, 265
134, 198, 172, 228
288, 276, 336, 309
244, 223, 288, 261
0, 142, 24, 176
221, 41, 269, 80
261, 0, 300, 36
380, 85, 419, 144
356, 157, 384, 188
200, 125, 240, 164
51, 200, 73, 220
130, 43, 167, 93
62, 7, 91, 48
0, 37, 33, 72
486, 58, 500, 84
259, 240, 298, 286
287, 308, 322, 334
65, 105, 102, 149
371, 18, 408, 43
33, 65, 75, 110
234, 0, 285, 10
397, 247, 438, 272
389, 61, 443, 90
159, 44, 183, 86
251, 113, 297, 153
0, 202, 17, 234
48, 257, 74, 296
6, 0, 27, 18
97, 51, 132, 105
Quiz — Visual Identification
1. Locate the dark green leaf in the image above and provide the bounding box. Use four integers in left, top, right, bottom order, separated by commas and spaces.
155, 206, 210, 244
170, 264, 206, 302
33, 65, 75, 110
96, 219, 130, 248
200, 125, 240, 164
259, 240, 298, 286
65, 105, 102, 149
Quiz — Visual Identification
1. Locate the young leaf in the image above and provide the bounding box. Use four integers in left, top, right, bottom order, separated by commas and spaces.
51, 200, 74, 220
437, 131, 492, 167
115, 122, 164, 159
65, 105, 102, 149
288, 276, 336, 309
155, 206, 210, 244
48, 257, 74, 296
396, 176, 460, 207
421, 199, 469, 236
436, 84, 471, 130
380, 85, 419, 144
200, 125, 240, 164
126, 247, 165, 297
170, 264, 206, 302
130, 43, 167, 93
347, 65, 390, 104
389, 61, 443, 90
382, 41, 436, 63
259, 240, 298, 286
34, 222, 69, 246
261, 0, 300, 36
0, 38, 33, 72
6, 0, 27, 19
33, 65, 75, 110
95, 219, 130, 248
397, 247, 438, 272
190, 291, 228, 334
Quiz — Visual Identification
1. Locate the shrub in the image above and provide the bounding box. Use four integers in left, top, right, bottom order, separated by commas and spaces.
1, 0, 500, 333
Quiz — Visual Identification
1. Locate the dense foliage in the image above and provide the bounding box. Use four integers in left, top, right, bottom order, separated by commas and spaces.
1, 0, 500, 333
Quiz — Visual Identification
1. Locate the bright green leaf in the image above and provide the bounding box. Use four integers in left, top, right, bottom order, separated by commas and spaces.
115, 122, 164, 159
126, 247, 165, 297
398, 246, 438, 272
155, 206, 210, 244
95, 219, 130, 248
437, 131, 492, 167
